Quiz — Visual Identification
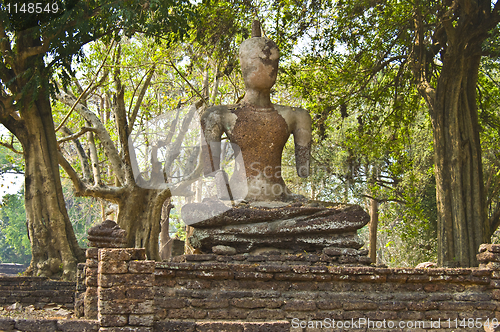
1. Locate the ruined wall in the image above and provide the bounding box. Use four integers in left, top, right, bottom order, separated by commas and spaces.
5, 245, 500, 331
0, 277, 75, 309
154, 254, 499, 331
0, 318, 98, 332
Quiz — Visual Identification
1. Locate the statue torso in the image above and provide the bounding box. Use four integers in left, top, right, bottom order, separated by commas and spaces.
219, 104, 292, 200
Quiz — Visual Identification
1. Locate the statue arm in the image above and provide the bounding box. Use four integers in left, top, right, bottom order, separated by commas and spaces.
292, 109, 312, 178
201, 111, 224, 176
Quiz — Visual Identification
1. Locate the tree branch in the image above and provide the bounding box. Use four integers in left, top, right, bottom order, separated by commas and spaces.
58, 151, 87, 194
59, 150, 125, 202
58, 126, 97, 144
168, 59, 207, 106
128, 65, 155, 132
112, 44, 134, 184
490, 205, 500, 235
55, 41, 115, 132
57, 91, 126, 183
60, 126, 92, 181
0, 140, 22, 154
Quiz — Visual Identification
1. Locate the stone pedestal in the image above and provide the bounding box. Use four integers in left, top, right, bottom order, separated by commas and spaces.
478, 244, 500, 270
97, 248, 155, 332
184, 200, 370, 256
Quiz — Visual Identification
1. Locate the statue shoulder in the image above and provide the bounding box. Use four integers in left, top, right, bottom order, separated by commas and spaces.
201, 105, 231, 122
274, 104, 311, 128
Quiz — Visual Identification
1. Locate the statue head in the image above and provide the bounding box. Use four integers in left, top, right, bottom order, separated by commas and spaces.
239, 22, 279, 91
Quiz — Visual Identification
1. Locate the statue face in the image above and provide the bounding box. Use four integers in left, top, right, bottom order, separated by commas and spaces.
239, 37, 279, 90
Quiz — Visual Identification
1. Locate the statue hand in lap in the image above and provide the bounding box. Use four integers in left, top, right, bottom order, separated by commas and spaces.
201, 23, 312, 202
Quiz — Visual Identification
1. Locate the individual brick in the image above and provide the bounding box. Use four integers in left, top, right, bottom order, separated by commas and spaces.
128, 261, 155, 274
99, 248, 146, 262
190, 298, 230, 309
99, 261, 128, 274
343, 301, 377, 311
154, 297, 188, 309
128, 314, 154, 326
57, 319, 99, 332
282, 300, 317, 311
234, 272, 273, 280
15, 319, 58, 331
153, 321, 195, 332
86, 248, 99, 259
99, 273, 154, 288
98, 287, 126, 301
168, 307, 208, 319
126, 287, 154, 300
98, 299, 154, 315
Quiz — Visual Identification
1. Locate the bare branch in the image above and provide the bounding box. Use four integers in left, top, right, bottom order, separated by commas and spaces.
359, 194, 407, 205
55, 41, 115, 132
128, 65, 155, 132
59, 150, 126, 202
0, 140, 22, 154
168, 59, 207, 106
58, 127, 97, 144
60, 126, 92, 181
58, 151, 87, 194
87, 128, 102, 186
57, 91, 126, 183
112, 44, 134, 184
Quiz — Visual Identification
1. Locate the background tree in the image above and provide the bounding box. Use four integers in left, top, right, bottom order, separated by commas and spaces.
280, 0, 500, 267
0, 0, 194, 278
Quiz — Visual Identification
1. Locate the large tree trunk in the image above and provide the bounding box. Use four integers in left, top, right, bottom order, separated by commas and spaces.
116, 186, 170, 261
20, 92, 84, 280
431, 43, 489, 267
0, 30, 84, 280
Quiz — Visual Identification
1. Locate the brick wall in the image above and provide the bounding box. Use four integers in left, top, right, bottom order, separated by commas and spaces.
0, 276, 75, 309
8, 245, 496, 332
153, 260, 499, 331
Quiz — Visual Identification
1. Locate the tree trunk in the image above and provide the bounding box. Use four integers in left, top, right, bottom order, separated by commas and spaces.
430, 43, 489, 267
20, 93, 84, 280
369, 197, 378, 264
116, 186, 169, 261
159, 200, 173, 260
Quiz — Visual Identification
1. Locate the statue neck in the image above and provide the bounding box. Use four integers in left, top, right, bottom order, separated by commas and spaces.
242, 88, 273, 109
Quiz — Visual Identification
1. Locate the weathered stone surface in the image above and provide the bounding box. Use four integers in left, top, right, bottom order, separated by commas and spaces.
99, 249, 146, 262
128, 261, 155, 274
478, 251, 500, 262
84, 287, 98, 319
128, 314, 154, 326
99, 327, 152, 332
15, 319, 57, 332
188, 203, 368, 254
87, 220, 127, 248
213, 245, 237, 255
98, 261, 128, 274
57, 319, 99, 332
99, 299, 154, 315
99, 273, 154, 288
153, 321, 196, 332
0, 318, 14, 331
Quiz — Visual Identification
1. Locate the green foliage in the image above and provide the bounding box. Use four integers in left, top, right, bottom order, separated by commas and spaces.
0, 191, 31, 265
61, 180, 102, 247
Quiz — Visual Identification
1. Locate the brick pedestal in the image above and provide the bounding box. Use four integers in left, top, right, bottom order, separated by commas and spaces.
97, 248, 155, 332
